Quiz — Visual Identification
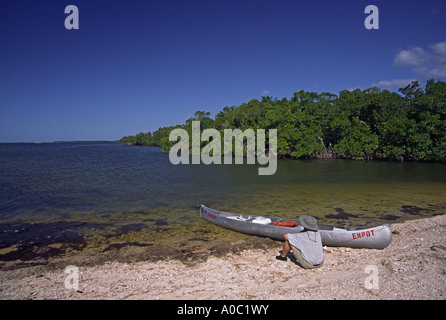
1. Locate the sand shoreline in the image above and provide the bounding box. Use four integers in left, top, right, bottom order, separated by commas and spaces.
1, 214, 445, 300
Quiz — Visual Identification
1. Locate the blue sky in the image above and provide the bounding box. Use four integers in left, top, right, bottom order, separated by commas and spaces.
1, 0, 446, 142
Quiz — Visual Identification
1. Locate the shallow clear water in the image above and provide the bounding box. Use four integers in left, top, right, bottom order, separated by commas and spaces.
1, 142, 445, 259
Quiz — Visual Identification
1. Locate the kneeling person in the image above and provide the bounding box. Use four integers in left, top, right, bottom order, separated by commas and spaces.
276, 215, 324, 269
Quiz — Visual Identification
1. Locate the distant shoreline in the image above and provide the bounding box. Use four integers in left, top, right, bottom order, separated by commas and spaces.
0, 140, 119, 144
122, 143, 446, 165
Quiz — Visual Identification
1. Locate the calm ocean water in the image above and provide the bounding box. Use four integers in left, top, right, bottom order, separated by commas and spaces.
1, 142, 445, 265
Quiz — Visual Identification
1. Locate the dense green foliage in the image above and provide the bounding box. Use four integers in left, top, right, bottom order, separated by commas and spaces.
120, 79, 446, 161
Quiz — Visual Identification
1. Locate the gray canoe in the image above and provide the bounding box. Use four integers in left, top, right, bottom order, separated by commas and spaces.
200, 205, 392, 249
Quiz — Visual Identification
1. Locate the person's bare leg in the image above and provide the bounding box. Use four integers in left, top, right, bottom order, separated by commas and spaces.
276, 234, 291, 261
281, 233, 291, 258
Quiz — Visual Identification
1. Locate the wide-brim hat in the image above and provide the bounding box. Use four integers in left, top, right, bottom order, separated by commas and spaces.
299, 215, 319, 231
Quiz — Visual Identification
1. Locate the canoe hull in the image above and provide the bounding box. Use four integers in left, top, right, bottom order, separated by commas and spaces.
200, 205, 392, 249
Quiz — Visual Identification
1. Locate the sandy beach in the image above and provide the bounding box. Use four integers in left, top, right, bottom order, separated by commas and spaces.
1, 214, 445, 300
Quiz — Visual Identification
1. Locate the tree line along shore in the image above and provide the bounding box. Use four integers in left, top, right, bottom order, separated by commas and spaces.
120, 79, 446, 162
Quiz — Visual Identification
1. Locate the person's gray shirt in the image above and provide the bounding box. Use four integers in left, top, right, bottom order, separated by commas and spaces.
287, 228, 324, 265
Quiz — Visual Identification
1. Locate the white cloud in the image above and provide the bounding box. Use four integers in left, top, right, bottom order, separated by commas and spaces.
261, 90, 270, 96
394, 47, 430, 67
394, 40, 446, 78
372, 79, 417, 89
430, 41, 446, 56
